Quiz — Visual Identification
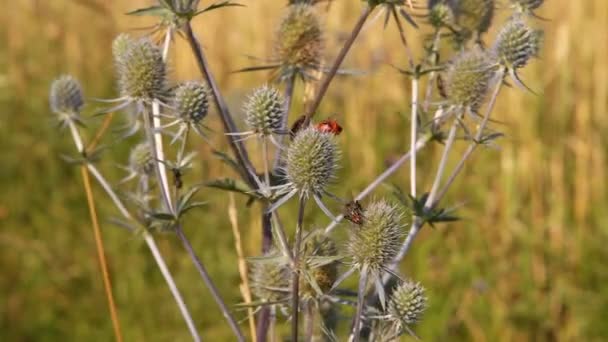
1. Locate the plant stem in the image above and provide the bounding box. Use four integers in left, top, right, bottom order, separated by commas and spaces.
144, 105, 174, 213
228, 194, 257, 342
256, 305, 271, 342
324, 135, 431, 234
391, 7, 415, 69
80, 166, 123, 342
351, 269, 368, 342
175, 225, 245, 342
434, 71, 504, 205
261, 138, 271, 188
425, 114, 460, 208
410, 77, 419, 198
291, 196, 307, 342
304, 302, 316, 342
272, 73, 296, 171
182, 22, 258, 188
303, 5, 374, 122
422, 30, 442, 113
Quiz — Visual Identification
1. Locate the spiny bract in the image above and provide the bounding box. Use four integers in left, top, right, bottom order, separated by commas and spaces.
286, 127, 340, 197
250, 254, 290, 303
174, 81, 210, 124
274, 4, 323, 78
388, 280, 427, 326
348, 200, 406, 273
445, 49, 497, 111
49, 75, 84, 115
244, 85, 285, 135
114, 37, 167, 101
129, 143, 155, 176
299, 234, 339, 299
493, 16, 543, 70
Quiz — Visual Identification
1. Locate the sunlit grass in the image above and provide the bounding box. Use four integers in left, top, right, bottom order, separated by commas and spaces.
2, 0, 607, 340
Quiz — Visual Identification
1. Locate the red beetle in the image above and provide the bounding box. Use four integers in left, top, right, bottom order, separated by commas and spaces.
315, 119, 343, 135
344, 200, 364, 225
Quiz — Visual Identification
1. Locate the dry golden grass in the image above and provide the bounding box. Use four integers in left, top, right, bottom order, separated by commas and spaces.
2, 0, 607, 340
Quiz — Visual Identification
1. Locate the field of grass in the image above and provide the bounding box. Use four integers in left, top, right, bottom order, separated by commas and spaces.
2, 0, 607, 340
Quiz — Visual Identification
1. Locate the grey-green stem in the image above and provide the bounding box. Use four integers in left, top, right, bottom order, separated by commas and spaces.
291, 196, 307, 342
351, 269, 369, 342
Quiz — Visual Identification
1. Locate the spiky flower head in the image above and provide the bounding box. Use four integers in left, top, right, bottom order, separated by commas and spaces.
299, 234, 339, 299
510, 0, 543, 13
387, 280, 427, 326
244, 85, 285, 135
174, 81, 210, 124
286, 127, 340, 197
49, 75, 84, 115
113, 37, 167, 101
129, 143, 155, 176
428, 0, 455, 28
448, 0, 494, 36
493, 17, 543, 70
348, 200, 406, 274
445, 49, 497, 111
274, 4, 323, 79
250, 254, 290, 303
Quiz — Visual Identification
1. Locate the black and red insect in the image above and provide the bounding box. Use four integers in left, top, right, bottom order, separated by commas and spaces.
315, 119, 343, 135
344, 200, 365, 225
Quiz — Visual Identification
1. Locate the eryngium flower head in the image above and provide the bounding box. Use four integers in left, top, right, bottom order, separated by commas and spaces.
510, 0, 543, 13
299, 234, 339, 299
244, 85, 285, 135
286, 127, 340, 197
348, 200, 406, 273
388, 280, 427, 326
250, 254, 290, 303
493, 17, 543, 70
174, 81, 209, 124
112, 34, 132, 64
445, 50, 497, 111
49, 75, 84, 115
428, 1, 455, 28
449, 0, 494, 35
114, 37, 167, 101
129, 143, 155, 176
274, 4, 323, 77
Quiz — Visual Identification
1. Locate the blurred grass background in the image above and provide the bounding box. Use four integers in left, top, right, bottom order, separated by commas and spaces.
2, 0, 607, 341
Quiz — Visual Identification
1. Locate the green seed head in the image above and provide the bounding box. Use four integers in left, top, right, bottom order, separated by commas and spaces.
449, 0, 495, 35
428, 1, 455, 28
445, 49, 497, 111
493, 17, 543, 70
174, 81, 209, 124
299, 234, 339, 299
114, 38, 167, 101
129, 143, 155, 176
348, 200, 406, 273
112, 34, 133, 64
274, 4, 323, 74
244, 85, 285, 135
250, 254, 290, 303
510, 0, 543, 13
49, 75, 85, 115
286, 127, 340, 197
388, 280, 427, 326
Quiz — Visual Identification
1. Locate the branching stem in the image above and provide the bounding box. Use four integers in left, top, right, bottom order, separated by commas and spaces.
291, 196, 307, 342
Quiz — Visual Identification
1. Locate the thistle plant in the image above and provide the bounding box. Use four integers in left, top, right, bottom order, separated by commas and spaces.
48, 0, 547, 340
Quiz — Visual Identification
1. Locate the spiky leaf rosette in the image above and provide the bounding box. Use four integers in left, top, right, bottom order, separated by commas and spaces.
114, 37, 167, 101
174, 81, 209, 124
387, 280, 427, 327
250, 254, 290, 304
286, 127, 340, 197
448, 0, 494, 37
445, 49, 497, 111
129, 143, 155, 176
510, 0, 543, 13
493, 17, 543, 70
299, 234, 339, 299
244, 85, 285, 135
274, 4, 323, 80
49, 75, 84, 115
348, 200, 406, 274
